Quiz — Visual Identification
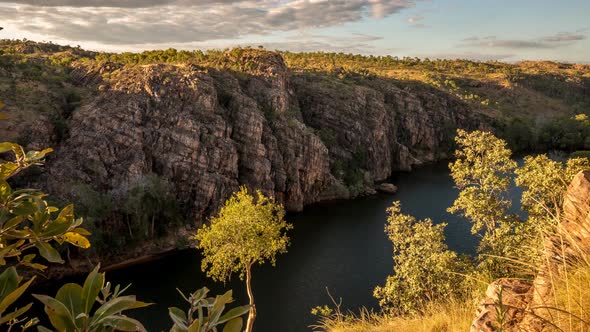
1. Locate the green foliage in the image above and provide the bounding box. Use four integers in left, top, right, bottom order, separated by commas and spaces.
168, 287, 249, 332
447, 129, 521, 276
194, 186, 291, 332
501, 117, 536, 151
374, 202, 466, 315
122, 174, 181, 240
0, 129, 91, 330
516, 155, 589, 221
538, 114, 590, 151
34, 265, 151, 332
0, 142, 91, 269
0, 267, 37, 329
194, 186, 292, 282
449, 130, 590, 277
571, 150, 590, 160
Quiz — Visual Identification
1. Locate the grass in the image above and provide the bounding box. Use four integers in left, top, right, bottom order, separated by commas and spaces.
543, 263, 590, 331
312, 298, 474, 332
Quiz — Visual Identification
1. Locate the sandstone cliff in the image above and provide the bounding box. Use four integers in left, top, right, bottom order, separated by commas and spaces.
10, 50, 490, 223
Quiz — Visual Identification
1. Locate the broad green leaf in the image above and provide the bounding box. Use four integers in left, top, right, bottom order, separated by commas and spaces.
10, 201, 37, 216
57, 204, 74, 221
217, 305, 250, 325
33, 294, 77, 331
102, 315, 147, 332
222, 317, 243, 332
37, 326, 53, 332
35, 242, 64, 264
0, 302, 32, 324
0, 267, 19, 301
209, 291, 233, 324
0, 277, 34, 315
4, 216, 24, 229
91, 295, 139, 326
168, 306, 188, 329
61, 232, 91, 249
41, 220, 72, 238
55, 283, 83, 319
81, 265, 104, 314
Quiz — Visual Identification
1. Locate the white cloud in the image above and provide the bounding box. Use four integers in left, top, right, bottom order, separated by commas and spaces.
460, 32, 587, 49
0, 1, 418, 45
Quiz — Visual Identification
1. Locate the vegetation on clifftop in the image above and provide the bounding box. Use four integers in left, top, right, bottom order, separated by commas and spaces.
2, 39, 590, 153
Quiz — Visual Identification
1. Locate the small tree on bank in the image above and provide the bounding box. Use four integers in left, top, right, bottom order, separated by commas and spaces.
194, 187, 292, 332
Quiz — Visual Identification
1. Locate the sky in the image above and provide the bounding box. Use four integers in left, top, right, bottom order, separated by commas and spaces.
0, 0, 589, 62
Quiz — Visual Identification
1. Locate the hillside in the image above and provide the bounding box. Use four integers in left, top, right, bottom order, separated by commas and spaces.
1, 39, 590, 262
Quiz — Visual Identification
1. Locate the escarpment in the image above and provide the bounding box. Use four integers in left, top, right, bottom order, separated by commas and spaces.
6, 49, 491, 223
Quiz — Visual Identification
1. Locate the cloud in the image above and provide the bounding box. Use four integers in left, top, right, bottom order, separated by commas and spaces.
0, 0, 244, 8
541, 32, 586, 42
0, 1, 418, 45
249, 32, 389, 55
422, 52, 515, 62
460, 31, 587, 49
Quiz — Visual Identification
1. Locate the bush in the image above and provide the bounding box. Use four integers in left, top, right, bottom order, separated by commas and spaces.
374, 202, 467, 315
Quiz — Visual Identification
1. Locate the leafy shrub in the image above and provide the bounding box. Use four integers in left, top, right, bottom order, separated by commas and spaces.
374, 202, 466, 314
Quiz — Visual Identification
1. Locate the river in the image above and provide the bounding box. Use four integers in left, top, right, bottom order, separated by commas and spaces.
100, 161, 512, 332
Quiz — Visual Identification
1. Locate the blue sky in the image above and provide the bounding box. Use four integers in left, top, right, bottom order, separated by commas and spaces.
0, 0, 588, 62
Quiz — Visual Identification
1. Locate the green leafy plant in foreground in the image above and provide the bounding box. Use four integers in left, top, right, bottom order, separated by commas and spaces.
169, 287, 250, 332
0, 266, 38, 330
0, 113, 92, 330
34, 265, 151, 332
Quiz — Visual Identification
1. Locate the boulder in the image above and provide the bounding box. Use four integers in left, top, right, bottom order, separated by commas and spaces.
470, 279, 533, 332
376, 183, 398, 194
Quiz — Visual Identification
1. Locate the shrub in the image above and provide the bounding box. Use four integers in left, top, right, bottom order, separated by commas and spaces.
374, 202, 466, 315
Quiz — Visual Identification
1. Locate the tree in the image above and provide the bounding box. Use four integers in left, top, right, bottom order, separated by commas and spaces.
194, 187, 292, 332
373, 202, 465, 314
448, 130, 590, 277
447, 129, 520, 276
513, 154, 590, 263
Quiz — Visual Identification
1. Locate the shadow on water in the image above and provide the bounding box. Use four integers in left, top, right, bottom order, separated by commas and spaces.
34, 161, 524, 331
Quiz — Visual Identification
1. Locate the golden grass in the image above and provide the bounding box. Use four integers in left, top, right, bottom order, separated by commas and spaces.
544, 263, 590, 331
314, 299, 474, 332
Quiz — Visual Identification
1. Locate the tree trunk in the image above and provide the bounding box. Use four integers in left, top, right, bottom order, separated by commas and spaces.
245, 263, 256, 332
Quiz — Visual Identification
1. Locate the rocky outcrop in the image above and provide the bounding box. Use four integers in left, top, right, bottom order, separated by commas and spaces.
520, 170, 590, 331
376, 183, 398, 194
471, 279, 533, 332
19, 50, 490, 225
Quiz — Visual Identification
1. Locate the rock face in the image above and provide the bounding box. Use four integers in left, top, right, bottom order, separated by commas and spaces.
471, 171, 590, 332
38, 50, 490, 224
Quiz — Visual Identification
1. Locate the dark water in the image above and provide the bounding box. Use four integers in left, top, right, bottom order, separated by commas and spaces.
100, 161, 494, 332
